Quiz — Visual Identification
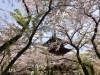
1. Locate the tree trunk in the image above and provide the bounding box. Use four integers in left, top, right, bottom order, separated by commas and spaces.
76, 55, 89, 75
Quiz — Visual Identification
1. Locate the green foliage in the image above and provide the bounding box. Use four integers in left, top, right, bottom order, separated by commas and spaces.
4, 42, 11, 59
29, 65, 39, 75
85, 61, 95, 75
14, 9, 23, 18
6, 48, 11, 59
10, 9, 30, 28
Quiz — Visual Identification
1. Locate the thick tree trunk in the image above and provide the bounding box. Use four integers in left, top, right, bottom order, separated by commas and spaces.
76, 55, 89, 75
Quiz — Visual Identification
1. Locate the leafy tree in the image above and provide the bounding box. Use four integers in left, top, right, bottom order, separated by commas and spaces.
0, 0, 100, 75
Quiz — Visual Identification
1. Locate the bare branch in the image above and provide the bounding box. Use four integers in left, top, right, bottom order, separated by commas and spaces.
22, 0, 30, 15
0, 51, 6, 65
79, 39, 90, 49
35, 0, 39, 15
71, 27, 82, 40
0, 19, 30, 53
84, 10, 97, 23
77, 25, 90, 48
84, 9, 100, 59
2, 0, 53, 74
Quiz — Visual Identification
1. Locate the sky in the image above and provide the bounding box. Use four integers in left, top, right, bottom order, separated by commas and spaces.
0, 0, 52, 42
0, 0, 99, 54
0, 0, 26, 24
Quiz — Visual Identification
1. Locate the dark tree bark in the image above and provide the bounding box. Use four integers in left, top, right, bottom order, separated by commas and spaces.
0, 0, 31, 53
2, 0, 53, 74
65, 30, 90, 75
84, 10, 100, 59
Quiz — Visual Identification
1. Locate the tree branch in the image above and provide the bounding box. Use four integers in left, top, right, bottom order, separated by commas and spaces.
2, 0, 53, 74
22, 0, 30, 15
0, 0, 31, 53
84, 10, 100, 59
